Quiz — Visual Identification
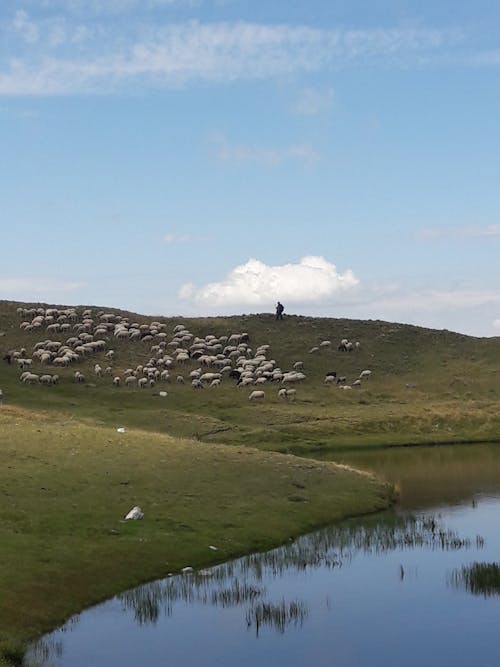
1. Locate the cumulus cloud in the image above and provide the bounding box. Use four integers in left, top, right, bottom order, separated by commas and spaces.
178, 256, 359, 306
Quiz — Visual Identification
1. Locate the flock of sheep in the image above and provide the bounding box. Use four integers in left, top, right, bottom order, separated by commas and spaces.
2, 306, 372, 403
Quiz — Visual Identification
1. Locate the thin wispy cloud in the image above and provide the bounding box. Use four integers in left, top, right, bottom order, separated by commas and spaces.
163, 232, 205, 243
416, 224, 500, 241
178, 256, 359, 306
0, 13, 464, 95
366, 288, 500, 312
0, 277, 83, 299
291, 86, 335, 116
212, 134, 319, 166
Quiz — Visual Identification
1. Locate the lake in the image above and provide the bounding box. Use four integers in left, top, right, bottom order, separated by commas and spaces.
25, 442, 500, 667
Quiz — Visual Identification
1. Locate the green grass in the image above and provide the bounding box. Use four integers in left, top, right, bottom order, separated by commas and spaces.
0, 299, 499, 664
0, 405, 392, 664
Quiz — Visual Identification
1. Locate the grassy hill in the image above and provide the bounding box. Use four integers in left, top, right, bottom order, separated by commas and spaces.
0, 299, 499, 664
1, 299, 499, 452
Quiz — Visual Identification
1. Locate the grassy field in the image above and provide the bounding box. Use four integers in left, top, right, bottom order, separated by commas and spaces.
0, 299, 499, 664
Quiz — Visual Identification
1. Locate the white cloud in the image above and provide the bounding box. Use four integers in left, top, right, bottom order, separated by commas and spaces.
292, 86, 334, 115
0, 19, 461, 95
163, 232, 205, 243
0, 277, 83, 299
12, 10, 39, 44
493, 319, 500, 330
365, 288, 500, 312
212, 134, 319, 165
178, 256, 359, 306
416, 223, 500, 241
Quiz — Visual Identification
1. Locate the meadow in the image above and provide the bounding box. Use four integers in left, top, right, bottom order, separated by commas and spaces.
0, 299, 499, 664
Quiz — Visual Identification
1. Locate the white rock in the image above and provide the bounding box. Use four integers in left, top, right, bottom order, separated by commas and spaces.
124, 506, 144, 520
116, 427, 127, 433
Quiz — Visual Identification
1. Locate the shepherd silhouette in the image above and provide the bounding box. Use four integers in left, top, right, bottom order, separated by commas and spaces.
275, 301, 284, 320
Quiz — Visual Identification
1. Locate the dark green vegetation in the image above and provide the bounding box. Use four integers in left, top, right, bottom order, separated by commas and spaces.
450, 562, 500, 597
0, 299, 499, 665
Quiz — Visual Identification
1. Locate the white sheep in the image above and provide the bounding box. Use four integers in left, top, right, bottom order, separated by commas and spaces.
249, 390, 265, 400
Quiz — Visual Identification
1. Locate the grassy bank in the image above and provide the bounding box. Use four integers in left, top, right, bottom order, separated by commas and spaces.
0, 405, 392, 665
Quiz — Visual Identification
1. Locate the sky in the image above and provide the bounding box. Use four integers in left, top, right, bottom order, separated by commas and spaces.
1, 1, 500, 337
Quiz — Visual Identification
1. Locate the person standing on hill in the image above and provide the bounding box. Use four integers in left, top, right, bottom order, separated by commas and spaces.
275, 301, 284, 320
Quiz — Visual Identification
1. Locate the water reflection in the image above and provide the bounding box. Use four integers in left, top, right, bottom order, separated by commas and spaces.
315, 442, 500, 509
24, 443, 500, 667
449, 561, 500, 597
25, 510, 483, 667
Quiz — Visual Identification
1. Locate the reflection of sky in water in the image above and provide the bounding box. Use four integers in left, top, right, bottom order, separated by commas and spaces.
25, 444, 500, 667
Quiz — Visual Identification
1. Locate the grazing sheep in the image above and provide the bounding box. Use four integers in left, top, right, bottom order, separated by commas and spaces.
22, 373, 40, 384
176, 375, 185, 384
359, 370, 372, 379
113, 376, 121, 387
249, 390, 265, 400
293, 361, 304, 370
74, 371, 85, 383
285, 388, 296, 400
125, 376, 137, 387
278, 388, 288, 399
137, 378, 148, 389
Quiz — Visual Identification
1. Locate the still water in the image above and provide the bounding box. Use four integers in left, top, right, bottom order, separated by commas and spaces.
26, 443, 500, 667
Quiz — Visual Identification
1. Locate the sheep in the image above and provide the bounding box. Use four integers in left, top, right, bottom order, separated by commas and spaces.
285, 388, 296, 400
94, 364, 102, 377
137, 378, 148, 389
22, 373, 40, 384
176, 375, 185, 385
125, 376, 137, 388
113, 376, 121, 387
191, 379, 204, 389
249, 390, 265, 400
351, 379, 362, 387
74, 371, 85, 383
210, 378, 221, 388
293, 361, 304, 370
324, 375, 336, 384
308, 346, 319, 354
278, 388, 288, 400
40, 374, 53, 385
359, 370, 372, 379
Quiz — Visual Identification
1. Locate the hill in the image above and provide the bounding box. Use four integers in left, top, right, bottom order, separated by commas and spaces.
1, 299, 499, 451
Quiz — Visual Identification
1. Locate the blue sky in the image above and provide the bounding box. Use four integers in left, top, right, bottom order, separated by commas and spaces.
1, 1, 500, 336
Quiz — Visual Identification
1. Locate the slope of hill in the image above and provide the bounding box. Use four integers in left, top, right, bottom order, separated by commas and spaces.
1, 299, 499, 451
